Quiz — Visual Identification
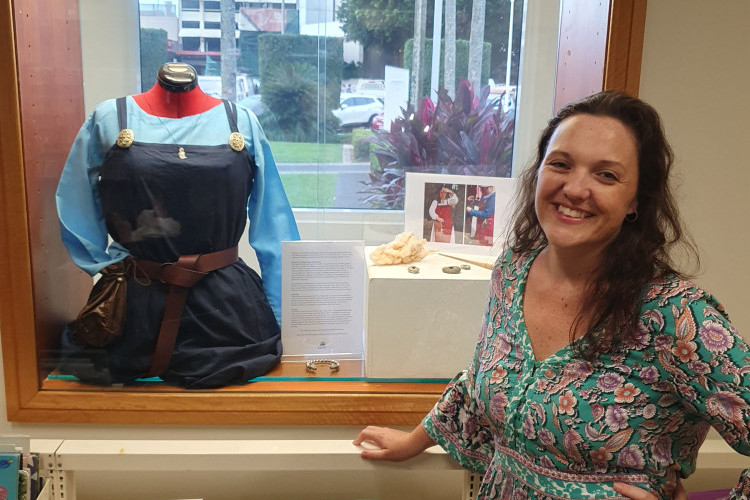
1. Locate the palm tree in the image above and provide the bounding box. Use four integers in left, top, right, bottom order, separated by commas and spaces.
468, 0, 486, 92
443, 0, 456, 98
410, 0, 428, 107
220, 0, 237, 100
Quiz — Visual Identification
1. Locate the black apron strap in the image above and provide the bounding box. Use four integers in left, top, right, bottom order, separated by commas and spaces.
116, 97, 128, 130
222, 99, 239, 133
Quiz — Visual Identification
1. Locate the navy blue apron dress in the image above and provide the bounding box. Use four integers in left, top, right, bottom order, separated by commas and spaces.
59, 98, 282, 388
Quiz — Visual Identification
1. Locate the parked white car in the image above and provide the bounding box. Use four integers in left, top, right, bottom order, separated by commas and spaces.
332, 94, 384, 129
197, 74, 254, 101
355, 79, 385, 99
488, 93, 516, 114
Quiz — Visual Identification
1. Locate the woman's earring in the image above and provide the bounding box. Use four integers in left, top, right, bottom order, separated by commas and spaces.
625, 211, 638, 223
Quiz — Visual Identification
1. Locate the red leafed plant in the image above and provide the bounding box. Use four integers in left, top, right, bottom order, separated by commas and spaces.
360, 80, 515, 210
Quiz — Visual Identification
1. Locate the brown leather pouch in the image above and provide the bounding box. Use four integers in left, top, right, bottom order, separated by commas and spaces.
73, 259, 132, 347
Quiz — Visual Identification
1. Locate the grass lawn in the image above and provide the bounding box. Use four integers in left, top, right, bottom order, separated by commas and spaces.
269, 141, 343, 164
280, 173, 337, 208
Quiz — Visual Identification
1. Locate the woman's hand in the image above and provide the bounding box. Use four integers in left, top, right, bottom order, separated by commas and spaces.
613, 481, 688, 499
353, 425, 435, 461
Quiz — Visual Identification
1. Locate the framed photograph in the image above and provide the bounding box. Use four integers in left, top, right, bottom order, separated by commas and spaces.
404, 172, 516, 254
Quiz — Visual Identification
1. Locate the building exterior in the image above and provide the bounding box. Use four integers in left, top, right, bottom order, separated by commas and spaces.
139, 0, 301, 73
139, 0, 361, 75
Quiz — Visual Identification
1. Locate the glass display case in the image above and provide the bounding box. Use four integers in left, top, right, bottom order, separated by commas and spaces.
0, 0, 645, 424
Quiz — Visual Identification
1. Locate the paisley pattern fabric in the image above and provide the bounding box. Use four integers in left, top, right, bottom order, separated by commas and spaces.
423, 248, 750, 499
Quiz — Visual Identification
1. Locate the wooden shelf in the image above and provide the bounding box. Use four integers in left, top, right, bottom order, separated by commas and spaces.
41, 359, 450, 394
24, 360, 448, 425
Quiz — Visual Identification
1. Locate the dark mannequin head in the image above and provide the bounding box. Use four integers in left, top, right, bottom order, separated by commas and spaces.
157, 63, 198, 93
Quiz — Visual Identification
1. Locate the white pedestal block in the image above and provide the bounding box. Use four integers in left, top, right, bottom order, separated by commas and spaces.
365, 251, 496, 378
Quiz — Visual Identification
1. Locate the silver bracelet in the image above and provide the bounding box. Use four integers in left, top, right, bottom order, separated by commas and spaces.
305, 359, 340, 373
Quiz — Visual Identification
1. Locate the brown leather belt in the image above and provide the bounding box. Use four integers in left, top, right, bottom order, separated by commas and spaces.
135, 246, 239, 378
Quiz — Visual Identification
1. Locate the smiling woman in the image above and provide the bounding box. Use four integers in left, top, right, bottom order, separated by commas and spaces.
353, 91, 748, 500
535, 114, 639, 259
514, 90, 689, 361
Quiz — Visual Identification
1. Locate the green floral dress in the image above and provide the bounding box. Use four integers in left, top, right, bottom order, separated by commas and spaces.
423, 249, 750, 499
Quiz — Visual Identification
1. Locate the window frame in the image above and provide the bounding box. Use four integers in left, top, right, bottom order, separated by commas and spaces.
181, 0, 200, 11
181, 36, 202, 51
0, 0, 645, 425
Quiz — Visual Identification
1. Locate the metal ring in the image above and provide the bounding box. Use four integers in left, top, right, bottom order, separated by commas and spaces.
305, 359, 340, 373
157, 262, 174, 284
442, 266, 461, 274
407, 265, 420, 274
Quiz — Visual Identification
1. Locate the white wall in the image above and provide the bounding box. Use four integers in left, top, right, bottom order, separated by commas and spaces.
639, 0, 750, 490
639, 0, 750, 338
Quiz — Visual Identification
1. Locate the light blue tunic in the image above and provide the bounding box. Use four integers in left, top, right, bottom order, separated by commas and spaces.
55, 96, 300, 324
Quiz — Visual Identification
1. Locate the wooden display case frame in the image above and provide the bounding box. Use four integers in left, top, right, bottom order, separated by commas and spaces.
0, 0, 645, 425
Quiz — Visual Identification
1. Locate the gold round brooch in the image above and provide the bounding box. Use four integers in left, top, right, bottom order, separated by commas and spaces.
229, 132, 245, 152
116, 129, 134, 148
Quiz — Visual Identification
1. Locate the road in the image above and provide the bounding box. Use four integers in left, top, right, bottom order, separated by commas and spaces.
278, 163, 370, 209
276, 162, 370, 174
277, 162, 372, 209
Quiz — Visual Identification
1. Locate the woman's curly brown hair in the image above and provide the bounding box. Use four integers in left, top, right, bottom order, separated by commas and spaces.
507, 90, 698, 360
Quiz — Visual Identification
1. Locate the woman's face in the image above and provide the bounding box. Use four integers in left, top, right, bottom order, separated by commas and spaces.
534, 114, 639, 257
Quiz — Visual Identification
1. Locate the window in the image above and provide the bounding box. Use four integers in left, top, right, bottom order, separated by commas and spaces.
256, 0, 528, 243
182, 20, 200, 28
182, 36, 201, 51
204, 1, 221, 11
181, 0, 199, 11
159, 1, 528, 223
204, 37, 221, 52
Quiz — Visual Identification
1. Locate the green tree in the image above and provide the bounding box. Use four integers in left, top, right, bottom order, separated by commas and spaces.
404, 38, 491, 98
337, 0, 415, 74
139, 28, 167, 91
455, 0, 523, 83
258, 34, 343, 142
338, 0, 523, 84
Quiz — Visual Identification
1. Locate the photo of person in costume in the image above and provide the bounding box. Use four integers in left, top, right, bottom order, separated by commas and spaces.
55, 63, 300, 389
424, 183, 463, 244
354, 91, 750, 499
465, 184, 496, 246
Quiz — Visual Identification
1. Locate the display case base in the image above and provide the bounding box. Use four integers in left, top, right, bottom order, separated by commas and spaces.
365, 250, 496, 379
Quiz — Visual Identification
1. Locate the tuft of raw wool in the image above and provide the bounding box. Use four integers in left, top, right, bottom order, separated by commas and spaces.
369, 232, 430, 265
